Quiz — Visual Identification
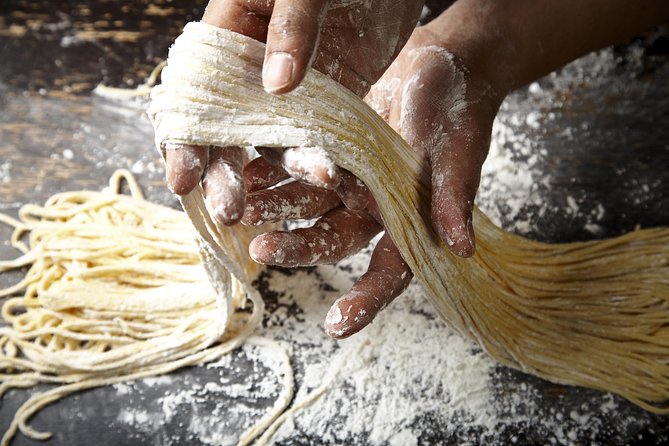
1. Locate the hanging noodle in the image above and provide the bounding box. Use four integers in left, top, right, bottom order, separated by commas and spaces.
148, 22, 669, 414
93, 61, 166, 99
2, 18, 668, 445
0, 170, 293, 445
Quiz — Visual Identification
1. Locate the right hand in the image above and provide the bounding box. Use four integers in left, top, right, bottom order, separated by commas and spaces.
365, 26, 504, 257
242, 23, 507, 338
164, 0, 424, 226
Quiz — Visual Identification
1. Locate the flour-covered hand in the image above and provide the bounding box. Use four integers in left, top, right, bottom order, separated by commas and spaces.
242, 156, 413, 339
164, 0, 424, 226
366, 27, 502, 257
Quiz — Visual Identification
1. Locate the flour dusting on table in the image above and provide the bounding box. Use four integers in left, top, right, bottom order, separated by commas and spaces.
109, 242, 662, 445
105, 39, 669, 446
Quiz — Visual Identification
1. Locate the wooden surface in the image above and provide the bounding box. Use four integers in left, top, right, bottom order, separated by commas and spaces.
1, 1, 669, 445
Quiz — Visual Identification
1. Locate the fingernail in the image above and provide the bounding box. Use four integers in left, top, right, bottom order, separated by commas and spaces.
324, 300, 352, 339
164, 147, 206, 196
241, 202, 263, 226
439, 220, 474, 258
249, 233, 305, 266
324, 294, 374, 339
248, 236, 272, 264
263, 52, 294, 94
283, 147, 340, 189
206, 190, 243, 226
325, 302, 345, 326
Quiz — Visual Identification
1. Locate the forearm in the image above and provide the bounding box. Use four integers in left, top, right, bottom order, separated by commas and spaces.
424, 0, 669, 93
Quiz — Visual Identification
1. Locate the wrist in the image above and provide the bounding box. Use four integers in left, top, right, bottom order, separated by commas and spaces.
408, 23, 508, 118
421, 0, 669, 95
419, 8, 520, 99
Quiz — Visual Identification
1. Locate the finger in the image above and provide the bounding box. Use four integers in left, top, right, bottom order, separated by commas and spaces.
262, 0, 329, 94
395, 50, 492, 258
427, 103, 493, 258
244, 156, 290, 193
324, 232, 412, 339
202, 147, 246, 226
242, 181, 341, 225
429, 128, 487, 258
335, 170, 371, 211
256, 146, 341, 189
164, 143, 208, 196
248, 207, 380, 267
202, 0, 270, 42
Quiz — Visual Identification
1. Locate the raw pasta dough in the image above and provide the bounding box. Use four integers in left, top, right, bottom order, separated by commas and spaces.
149, 22, 669, 413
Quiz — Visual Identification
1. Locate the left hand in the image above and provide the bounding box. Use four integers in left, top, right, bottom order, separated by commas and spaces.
242, 156, 413, 339
164, 0, 424, 227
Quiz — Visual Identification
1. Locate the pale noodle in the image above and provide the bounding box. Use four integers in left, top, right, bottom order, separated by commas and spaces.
0, 170, 292, 445
2, 19, 668, 445
148, 22, 669, 413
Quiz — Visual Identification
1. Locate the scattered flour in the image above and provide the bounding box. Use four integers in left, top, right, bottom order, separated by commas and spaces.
109, 243, 663, 445
0, 161, 11, 184
478, 105, 553, 236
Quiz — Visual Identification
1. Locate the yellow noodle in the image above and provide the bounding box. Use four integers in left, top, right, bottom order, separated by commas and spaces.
148, 22, 669, 414
93, 60, 167, 99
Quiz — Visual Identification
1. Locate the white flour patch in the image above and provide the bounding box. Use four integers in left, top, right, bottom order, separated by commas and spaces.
478, 105, 553, 235
0, 161, 11, 184
109, 243, 656, 445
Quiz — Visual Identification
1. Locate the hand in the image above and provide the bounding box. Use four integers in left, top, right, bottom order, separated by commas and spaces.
164, 0, 424, 227
243, 23, 505, 338
242, 156, 413, 339
365, 27, 502, 257
365, 0, 669, 254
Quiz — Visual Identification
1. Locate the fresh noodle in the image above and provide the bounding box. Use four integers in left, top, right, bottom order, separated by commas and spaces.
0, 170, 292, 445
148, 22, 669, 413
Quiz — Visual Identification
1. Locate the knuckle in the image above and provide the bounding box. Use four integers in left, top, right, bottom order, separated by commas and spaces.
268, 11, 316, 43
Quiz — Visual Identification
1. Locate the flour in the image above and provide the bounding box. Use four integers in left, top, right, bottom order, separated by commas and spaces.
116, 408, 163, 434
110, 245, 665, 445
110, 341, 287, 446
246, 194, 319, 225
478, 104, 553, 235
0, 161, 11, 184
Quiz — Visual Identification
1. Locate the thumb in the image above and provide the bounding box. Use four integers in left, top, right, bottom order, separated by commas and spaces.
428, 117, 491, 257
263, 0, 330, 94
397, 48, 496, 257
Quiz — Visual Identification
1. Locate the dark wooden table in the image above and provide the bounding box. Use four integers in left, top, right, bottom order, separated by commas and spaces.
1, 2, 668, 445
